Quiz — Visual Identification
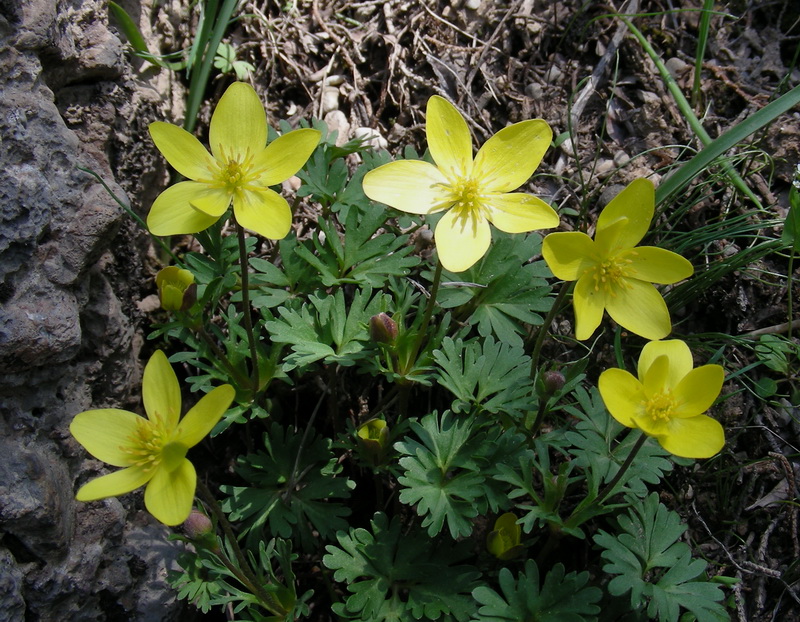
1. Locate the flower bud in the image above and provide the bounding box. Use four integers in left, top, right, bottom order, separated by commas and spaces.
486, 512, 523, 560
369, 313, 398, 344
541, 370, 565, 395
357, 419, 390, 466
182, 509, 219, 552
156, 266, 197, 312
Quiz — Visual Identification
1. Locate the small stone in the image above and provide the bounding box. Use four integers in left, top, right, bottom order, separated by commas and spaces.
465, 0, 481, 9
321, 86, 339, 114
324, 74, 346, 86
595, 159, 615, 177
324, 110, 350, 146
665, 57, 689, 79
613, 150, 630, 166
543, 65, 562, 83
525, 83, 544, 99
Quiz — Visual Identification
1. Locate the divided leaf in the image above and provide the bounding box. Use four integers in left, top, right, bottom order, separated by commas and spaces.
323, 513, 480, 621
594, 493, 728, 622
471, 559, 601, 621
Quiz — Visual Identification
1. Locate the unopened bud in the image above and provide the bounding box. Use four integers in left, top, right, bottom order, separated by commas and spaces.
542, 370, 565, 395
369, 313, 398, 344
486, 512, 523, 560
156, 266, 197, 312
183, 509, 218, 551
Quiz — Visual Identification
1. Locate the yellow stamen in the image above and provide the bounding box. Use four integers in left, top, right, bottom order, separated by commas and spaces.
120, 414, 172, 472
645, 390, 676, 422
589, 254, 634, 296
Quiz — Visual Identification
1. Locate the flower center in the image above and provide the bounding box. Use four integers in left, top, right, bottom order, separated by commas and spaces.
450, 177, 483, 215
211, 147, 258, 196
121, 414, 173, 473
589, 253, 635, 296
645, 390, 676, 422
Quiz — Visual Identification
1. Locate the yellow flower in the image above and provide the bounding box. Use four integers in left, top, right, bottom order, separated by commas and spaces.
70, 351, 235, 525
362, 95, 558, 272
147, 82, 320, 239
542, 178, 693, 340
486, 512, 523, 560
598, 339, 725, 459
156, 266, 196, 311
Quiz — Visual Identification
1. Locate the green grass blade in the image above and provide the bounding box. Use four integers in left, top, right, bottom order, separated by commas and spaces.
108, 1, 151, 58
655, 82, 800, 205
691, 0, 715, 110
621, 16, 765, 208
184, 0, 239, 134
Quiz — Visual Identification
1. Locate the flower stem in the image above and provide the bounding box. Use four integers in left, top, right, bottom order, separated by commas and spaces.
594, 430, 647, 506
236, 224, 260, 396
194, 324, 251, 390
560, 430, 648, 534
529, 280, 573, 378
408, 261, 443, 366
195, 480, 284, 615
528, 399, 549, 438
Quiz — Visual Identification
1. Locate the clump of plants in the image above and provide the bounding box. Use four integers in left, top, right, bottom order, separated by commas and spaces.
72, 6, 800, 620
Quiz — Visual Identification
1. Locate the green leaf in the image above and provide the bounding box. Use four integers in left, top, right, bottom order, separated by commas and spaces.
437, 233, 553, 346
594, 493, 728, 622
265, 287, 389, 371
471, 560, 601, 621
296, 209, 419, 288
565, 386, 681, 497
221, 423, 354, 552
323, 513, 480, 622
432, 336, 533, 418
754, 334, 795, 374
395, 412, 483, 538
782, 185, 800, 250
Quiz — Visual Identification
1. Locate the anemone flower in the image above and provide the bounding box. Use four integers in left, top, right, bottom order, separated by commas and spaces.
70, 351, 235, 525
362, 95, 558, 272
542, 178, 693, 340
598, 339, 725, 459
148, 82, 320, 239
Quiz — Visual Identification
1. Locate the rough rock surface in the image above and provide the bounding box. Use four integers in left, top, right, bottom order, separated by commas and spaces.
0, 0, 181, 619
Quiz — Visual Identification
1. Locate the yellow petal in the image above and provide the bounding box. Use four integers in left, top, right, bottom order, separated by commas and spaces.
434, 207, 491, 272
255, 128, 321, 186
472, 119, 552, 192
76, 466, 152, 501
657, 415, 725, 458
70, 409, 143, 467
642, 354, 670, 395
542, 232, 598, 280
638, 340, 693, 386
190, 187, 232, 217
596, 178, 654, 252
209, 82, 267, 162
598, 368, 644, 427
175, 385, 235, 448
624, 247, 694, 284
233, 187, 292, 239
483, 193, 559, 233
605, 279, 671, 340
673, 365, 724, 417
149, 122, 215, 180
142, 350, 181, 431
362, 160, 450, 214
144, 459, 197, 525
148, 181, 224, 236
573, 274, 606, 340
426, 95, 473, 178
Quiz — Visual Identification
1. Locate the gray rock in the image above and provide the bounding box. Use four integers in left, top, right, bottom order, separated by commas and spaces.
0, 0, 183, 619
